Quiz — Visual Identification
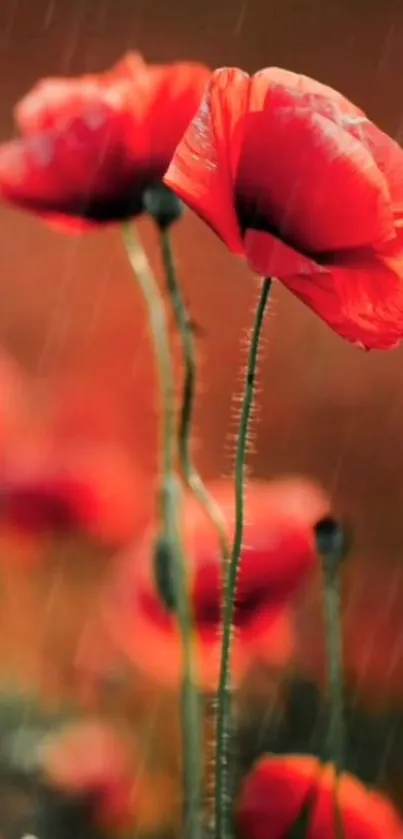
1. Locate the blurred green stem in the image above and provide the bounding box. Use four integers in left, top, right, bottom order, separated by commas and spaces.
159, 227, 230, 563
216, 277, 272, 839
159, 226, 231, 832
122, 222, 202, 839
322, 553, 345, 772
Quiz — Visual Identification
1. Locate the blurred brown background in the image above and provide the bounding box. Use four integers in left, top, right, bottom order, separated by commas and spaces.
0, 0, 403, 696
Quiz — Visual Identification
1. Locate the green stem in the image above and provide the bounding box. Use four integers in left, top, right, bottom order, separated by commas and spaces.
122, 222, 202, 839
122, 223, 175, 487
322, 556, 345, 772
215, 277, 272, 839
159, 227, 230, 564
159, 227, 231, 831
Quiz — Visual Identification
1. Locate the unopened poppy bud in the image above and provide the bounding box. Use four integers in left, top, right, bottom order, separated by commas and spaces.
143, 183, 183, 229
153, 533, 180, 612
314, 516, 350, 568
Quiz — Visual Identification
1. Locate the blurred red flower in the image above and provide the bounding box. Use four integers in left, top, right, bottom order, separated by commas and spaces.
87, 477, 329, 692
42, 720, 136, 831
0, 440, 151, 548
164, 67, 403, 350
237, 755, 403, 839
0, 440, 152, 701
41, 718, 182, 834
0, 53, 209, 231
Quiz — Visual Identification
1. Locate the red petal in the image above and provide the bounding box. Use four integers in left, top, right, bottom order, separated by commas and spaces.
238, 757, 403, 839
164, 67, 249, 253
102, 478, 328, 690
0, 93, 145, 226
236, 71, 394, 253
245, 228, 321, 277
353, 120, 403, 212
192, 477, 328, 612
337, 774, 403, 839
0, 443, 149, 545
256, 68, 366, 118
280, 231, 403, 349
142, 62, 210, 174
309, 767, 403, 839
15, 51, 147, 135
4, 57, 209, 228
236, 755, 321, 839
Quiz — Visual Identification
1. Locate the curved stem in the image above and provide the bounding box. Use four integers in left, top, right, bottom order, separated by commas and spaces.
159, 227, 230, 564
122, 222, 202, 839
159, 227, 231, 831
122, 223, 175, 489
215, 277, 272, 839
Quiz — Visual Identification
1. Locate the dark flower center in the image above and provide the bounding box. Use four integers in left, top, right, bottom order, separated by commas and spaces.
193, 576, 271, 629
0, 484, 80, 533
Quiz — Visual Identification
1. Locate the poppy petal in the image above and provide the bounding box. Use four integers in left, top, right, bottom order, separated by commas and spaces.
236, 754, 321, 839
0, 54, 209, 228
141, 61, 211, 176
0, 98, 144, 227
337, 773, 403, 839
257, 68, 366, 117
325, 113, 403, 212
15, 52, 148, 135
237, 757, 403, 839
310, 765, 403, 839
281, 233, 403, 350
236, 72, 394, 253
102, 478, 327, 690
244, 228, 322, 278
167, 67, 394, 256
164, 67, 249, 253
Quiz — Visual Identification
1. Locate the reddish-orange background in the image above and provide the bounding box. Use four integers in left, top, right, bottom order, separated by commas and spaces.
1, 0, 403, 697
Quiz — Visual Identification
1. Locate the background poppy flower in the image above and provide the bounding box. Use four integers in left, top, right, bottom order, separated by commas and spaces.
91, 477, 330, 693
164, 67, 403, 350
0, 440, 150, 546
40, 718, 182, 835
237, 755, 403, 839
0, 440, 151, 703
0, 52, 209, 231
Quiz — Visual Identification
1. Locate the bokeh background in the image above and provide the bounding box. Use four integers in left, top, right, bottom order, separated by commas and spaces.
1, 0, 403, 703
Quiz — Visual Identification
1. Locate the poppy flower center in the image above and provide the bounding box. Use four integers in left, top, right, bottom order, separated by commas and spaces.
193, 571, 272, 630
0, 482, 81, 533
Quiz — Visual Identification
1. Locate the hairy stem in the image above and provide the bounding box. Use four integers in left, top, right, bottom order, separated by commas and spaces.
160, 227, 230, 562
215, 277, 272, 839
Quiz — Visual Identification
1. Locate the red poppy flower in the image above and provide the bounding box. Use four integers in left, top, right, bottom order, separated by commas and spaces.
0, 52, 209, 231
0, 440, 150, 548
0, 441, 151, 702
164, 67, 403, 350
86, 477, 329, 692
237, 755, 403, 839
